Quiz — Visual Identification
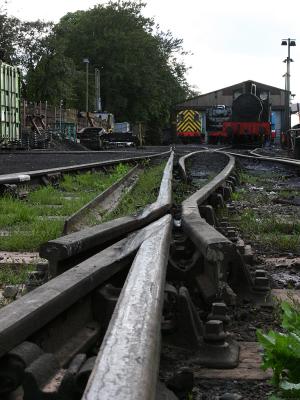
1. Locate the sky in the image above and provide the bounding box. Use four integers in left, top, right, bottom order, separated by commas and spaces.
5, 0, 300, 107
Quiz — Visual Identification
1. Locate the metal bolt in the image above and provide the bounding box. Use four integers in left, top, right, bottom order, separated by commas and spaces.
223, 186, 232, 200
208, 303, 230, 324
254, 276, 270, 289
255, 269, 266, 278
212, 302, 227, 316
219, 221, 229, 227
203, 320, 226, 343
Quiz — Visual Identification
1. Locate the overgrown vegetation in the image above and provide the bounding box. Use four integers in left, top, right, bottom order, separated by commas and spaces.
0, 265, 34, 287
220, 170, 300, 252
257, 300, 300, 399
173, 180, 195, 204
0, 164, 129, 251
104, 162, 166, 221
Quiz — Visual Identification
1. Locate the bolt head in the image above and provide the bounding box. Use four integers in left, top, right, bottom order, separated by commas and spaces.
255, 269, 266, 277
204, 320, 226, 343
212, 302, 227, 316
254, 276, 270, 288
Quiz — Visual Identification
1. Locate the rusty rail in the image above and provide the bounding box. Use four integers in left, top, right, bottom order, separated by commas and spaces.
40, 152, 174, 276
179, 151, 256, 303
0, 151, 174, 398
83, 215, 172, 400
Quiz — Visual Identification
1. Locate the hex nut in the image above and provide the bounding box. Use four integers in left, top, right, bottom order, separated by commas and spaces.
203, 320, 226, 343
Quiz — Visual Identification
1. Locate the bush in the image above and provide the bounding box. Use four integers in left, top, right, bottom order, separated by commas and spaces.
257, 300, 300, 399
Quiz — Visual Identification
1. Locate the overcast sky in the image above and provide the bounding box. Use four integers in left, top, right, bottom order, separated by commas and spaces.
6, 0, 300, 106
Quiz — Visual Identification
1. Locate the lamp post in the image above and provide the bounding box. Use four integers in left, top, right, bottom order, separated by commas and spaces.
83, 58, 89, 126
95, 68, 102, 112
281, 38, 296, 131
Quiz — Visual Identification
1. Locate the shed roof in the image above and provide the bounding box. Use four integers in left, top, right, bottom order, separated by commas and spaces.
176, 80, 287, 109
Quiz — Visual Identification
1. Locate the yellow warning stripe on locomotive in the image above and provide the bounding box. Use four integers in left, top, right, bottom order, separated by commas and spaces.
176, 109, 201, 133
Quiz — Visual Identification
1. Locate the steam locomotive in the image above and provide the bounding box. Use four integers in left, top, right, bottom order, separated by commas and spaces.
223, 83, 271, 145
176, 83, 271, 145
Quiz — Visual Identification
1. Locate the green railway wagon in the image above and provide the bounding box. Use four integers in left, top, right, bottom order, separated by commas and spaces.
0, 61, 20, 145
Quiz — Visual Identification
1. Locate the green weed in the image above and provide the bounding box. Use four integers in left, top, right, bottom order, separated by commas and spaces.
257, 301, 300, 399
173, 181, 195, 204
0, 264, 34, 287
231, 190, 245, 201
278, 190, 300, 199
0, 220, 63, 251
0, 196, 37, 227
104, 162, 166, 221
0, 164, 130, 251
28, 186, 64, 205
235, 207, 300, 252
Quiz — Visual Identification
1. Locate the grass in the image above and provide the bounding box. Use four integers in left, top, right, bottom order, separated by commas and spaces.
103, 162, 166, 222
233, 206, 300, 252
0, 264, 34, 287
0, 220, 64, 251
225, 170, 300, 253
239, 171, 285, 186
278, 189, 300, 199
0, 164, 131, 251
173, 180, 196, 204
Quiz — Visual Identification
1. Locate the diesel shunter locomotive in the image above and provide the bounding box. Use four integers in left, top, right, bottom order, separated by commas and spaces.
176, 109, 203, 143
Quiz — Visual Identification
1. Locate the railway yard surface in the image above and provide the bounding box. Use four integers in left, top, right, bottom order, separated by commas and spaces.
0, 148, 168, 175
0, 145, 299, 400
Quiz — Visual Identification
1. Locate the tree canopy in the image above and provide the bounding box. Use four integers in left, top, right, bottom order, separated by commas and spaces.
1, 1, 193, 141
0, 5, 52, 70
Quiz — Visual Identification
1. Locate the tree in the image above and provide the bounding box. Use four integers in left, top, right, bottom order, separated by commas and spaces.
17, 20, 53, 72
0, 5, 20, 63
27, 1, 191, 141
25, 48, 77, 105
0, 3, 53, 98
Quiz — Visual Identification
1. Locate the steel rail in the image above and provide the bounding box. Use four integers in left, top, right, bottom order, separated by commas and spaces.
182, 151, 235, 206
0, 149, 163, 155
180, 151, 236, 263
83, 214, 172, 400
179, 149, 205, 180
0, 153, 174, 398
224, 150, 300, 167
62, 164, 139, 234
179, 150, 273, 304
250, 147, 300, 162
0, 151, 174, 398
0, 218, 170, 359
0, 149, 171, 184
40, 152, 174, 276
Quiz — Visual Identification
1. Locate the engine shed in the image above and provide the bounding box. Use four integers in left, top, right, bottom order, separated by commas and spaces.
175, 80, 289, 142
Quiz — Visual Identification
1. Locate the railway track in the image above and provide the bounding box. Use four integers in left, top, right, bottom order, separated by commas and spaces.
0, 148, 171, 184
0, 148, 299, 399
